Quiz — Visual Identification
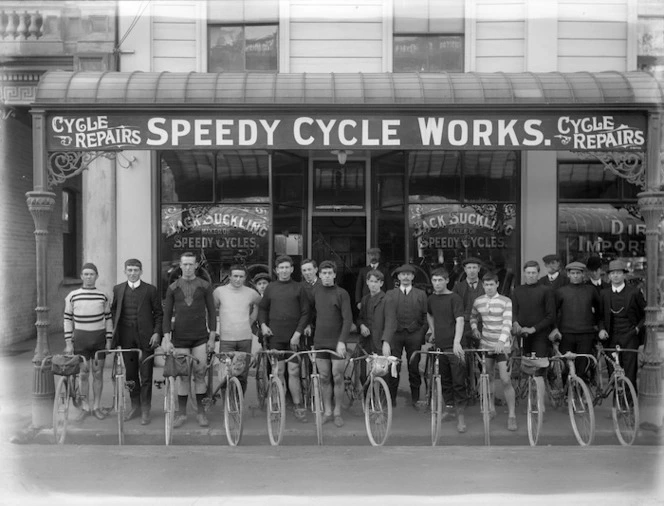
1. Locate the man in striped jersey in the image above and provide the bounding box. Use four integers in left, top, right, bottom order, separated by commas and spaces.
63, 262, 113, 421
470, 272, 517, 431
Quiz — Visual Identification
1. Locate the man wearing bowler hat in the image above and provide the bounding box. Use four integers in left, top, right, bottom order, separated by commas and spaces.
585, 256, 610, 295
539, 254, 569, 291
382, 264, 429, 408
598, 260, 645, 391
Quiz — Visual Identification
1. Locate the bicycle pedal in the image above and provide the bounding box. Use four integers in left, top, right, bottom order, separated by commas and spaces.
154, 380, 165, 390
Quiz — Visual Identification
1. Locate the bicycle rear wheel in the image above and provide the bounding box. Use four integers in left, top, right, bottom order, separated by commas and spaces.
568, 376, 595, 446
164, 377, 176, 446
546, 359, 565, 408
479, 373, 491, 446
267, 376, 286, 446
300, 355, 311, 408
430, 376, 443, 446
53, 376, 70, 444
255, 353, 269, 411
612, 376, 639, 446
527, 376, 543, 446
423, 353, 434, 408
116, 374, 126, 445
311, 375, 323, 445
224, 376, 244, 446
365, 377, 392, 446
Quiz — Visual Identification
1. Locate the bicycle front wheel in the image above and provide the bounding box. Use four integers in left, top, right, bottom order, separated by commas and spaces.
224, 376, 244, 446
311, 375, 323, 446
431, 376, 443, 446
53, 376, 70, 444
115, 374, 126, 445
255, 354, 269, 411
267, 376, 286, 446
612, 376, 639, 446
364, 377, 392, 446
479, 373, 491, 446
164, 377, 176, 446
527, 376, 543, 446
300, 356, 311, 408
568, 376, 595, 446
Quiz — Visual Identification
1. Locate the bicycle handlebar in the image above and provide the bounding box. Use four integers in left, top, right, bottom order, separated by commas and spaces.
94, 347, 143, 362
550, 351, 599, 367
256, 349, 294, 358
285, 349, 344, 362
141, 351, 200, 366
597, 345, 640, 355
409, 348, 459, 364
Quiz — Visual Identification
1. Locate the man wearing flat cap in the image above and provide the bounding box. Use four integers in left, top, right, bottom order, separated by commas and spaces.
598, 260, 645, 391
550, 261, 600, 385
382, 264, 429, 408
355, 247, 390, 310
539, 254, 569, 291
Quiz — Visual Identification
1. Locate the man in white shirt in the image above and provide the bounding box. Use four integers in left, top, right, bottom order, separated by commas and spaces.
539, 254, 569, 291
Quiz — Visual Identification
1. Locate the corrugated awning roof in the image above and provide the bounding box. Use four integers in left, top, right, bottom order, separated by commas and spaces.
34, 71, 663, 108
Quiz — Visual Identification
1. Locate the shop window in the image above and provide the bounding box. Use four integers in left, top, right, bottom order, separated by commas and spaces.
313, 161, 365, 211
62, 187, 81, 279
393, 35, 464, 72
161, 152, 214, 202
638, 15, 664, 76
208, 24, 278, 72
216, 151, 269, 203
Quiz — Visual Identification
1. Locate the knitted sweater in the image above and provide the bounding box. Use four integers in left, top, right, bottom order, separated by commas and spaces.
258, 279, 310, 343
470, 293, 513, 349
511, 283, 555, 334
555, 283, 600, 334
64, 287, 113, 340
163, 277, 216, 344
312, 284, 352, 349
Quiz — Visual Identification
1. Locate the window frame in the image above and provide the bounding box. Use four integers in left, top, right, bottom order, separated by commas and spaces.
392, 33, 464, 73
207, 23, 279, 73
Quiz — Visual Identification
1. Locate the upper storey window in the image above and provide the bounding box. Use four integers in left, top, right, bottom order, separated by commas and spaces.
209, 24, 278, 72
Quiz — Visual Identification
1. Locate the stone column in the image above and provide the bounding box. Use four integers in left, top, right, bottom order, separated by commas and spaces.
26, 190, 56, 428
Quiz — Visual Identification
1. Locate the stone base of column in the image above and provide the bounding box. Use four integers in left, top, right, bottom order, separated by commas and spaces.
32, 362, 54, 429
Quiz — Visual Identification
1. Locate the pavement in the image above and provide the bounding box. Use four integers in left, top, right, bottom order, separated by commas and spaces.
2, 332, 662, 447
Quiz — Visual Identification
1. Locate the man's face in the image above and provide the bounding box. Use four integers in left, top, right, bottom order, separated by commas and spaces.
545, 261, 560, 275
366, 275, 383, 295
124, 265, 142, 283
523, 267, 539, 285
367, 251, 380, 265
301, 262, 318, 283
81, 269, 98, 288
431, 275, 448, 293
398, 271, 414, 286
483, 279, 499, 296
588, 268, 602, 281
608, 270, 626, 286
319, 268, 336, 286
255, 279, 269, 295
229, 269, 246, 288
568, 269, 584, 284
464, 263, 480, 281
180, 256, 198, 280
276, 261, 293, 281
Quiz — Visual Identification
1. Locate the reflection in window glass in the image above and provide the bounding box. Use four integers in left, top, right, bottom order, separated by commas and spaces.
558, 162, 641, 200
408, 151, 460, 203
216, 151, 269, 203
463, 151, 518, 202
209, 25, 278, 72
161, 152, 214, 202
245, 25, 278, 71
393, 35, 463, 72
313, 161, 365, 210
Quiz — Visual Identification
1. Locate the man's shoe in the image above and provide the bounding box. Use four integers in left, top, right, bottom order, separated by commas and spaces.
333, 415, 344, 428
457, 415, 467, 433
441, 407, 456, 422
507, 416, 518, 431
173, 413, 187, 428
322, 413, 334, 425
293, 407, 308, 423
124, 406, 140, 422
141, 411, 151, 426
196, 412, 209, 427
74, 410, 90, 423
92, 408, 107, 420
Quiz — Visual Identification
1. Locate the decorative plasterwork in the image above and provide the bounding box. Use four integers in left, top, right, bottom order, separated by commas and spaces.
47, 151, 135, 187
574, 151, 646, 190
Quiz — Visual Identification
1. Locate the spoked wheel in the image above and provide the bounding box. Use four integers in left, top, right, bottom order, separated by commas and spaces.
300, 356, 311, 409
164, 377, 176, 446
364, 377, 392, 446
255, 354, 269, 411
116, 375, 126, 446
266, 376, 286, 446
568, 376, 595, 446
430, 376, 443, 446
53, 376, 70, 444
612, 376, 639, 446
527, 376, 543, 446
343, 359, 364, 412
546, 360, 565, 408
224, 376, 244, 446
311, 376, 323, 446
479, 374, 491, 446
423, 353, 434, 408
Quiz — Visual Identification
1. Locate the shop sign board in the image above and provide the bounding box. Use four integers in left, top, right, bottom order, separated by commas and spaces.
47, 112, 647, 151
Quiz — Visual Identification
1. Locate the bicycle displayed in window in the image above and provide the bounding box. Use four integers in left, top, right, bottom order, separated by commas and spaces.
255, 349, 293, 445
44, 354, 87, 445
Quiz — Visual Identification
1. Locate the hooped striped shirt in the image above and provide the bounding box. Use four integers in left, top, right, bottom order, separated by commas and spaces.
63, 287, 113, 340
470, 293, 513, 349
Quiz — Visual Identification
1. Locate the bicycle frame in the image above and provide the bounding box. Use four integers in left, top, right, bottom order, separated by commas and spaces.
465, 349, 494, 446
256, 349, 293, 445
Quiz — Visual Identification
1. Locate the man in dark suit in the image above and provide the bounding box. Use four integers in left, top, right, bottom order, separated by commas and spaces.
382, 264, 429, 408
585, 255, 610, 294
355, 247, 391, 310
111, 258, 163, 425
598, 260, 645, 392
538, 253, 569, 291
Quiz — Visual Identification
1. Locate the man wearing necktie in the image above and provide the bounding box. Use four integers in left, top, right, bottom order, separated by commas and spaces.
598, 260, 645, 391
111, 258, 163, 425
585, 255, 610, 295
538, 254, 569, 292
355, 247, 391, 310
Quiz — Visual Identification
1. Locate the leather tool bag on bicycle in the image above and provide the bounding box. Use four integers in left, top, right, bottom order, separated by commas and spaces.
163, 354, 190, 377
369, 356, 398, 378
51, 355, 82, 376
229, 352, 251, 377
520, 356, 550, 376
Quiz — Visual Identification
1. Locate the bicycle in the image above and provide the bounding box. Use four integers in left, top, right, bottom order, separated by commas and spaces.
207, 351, 249, 446
43, 354, 87, 444
253, 349, 270, 411
465, 349, 494, 446
255, 349, 294, 445
95, 347, 143, 445
342, 343, 368, 413
410, 348, 459, 446
286, 349, 344, 445
142, 351, 199, 445
548, 344, 598, 446
517, 353, 550, 446
591, 344, 640, 445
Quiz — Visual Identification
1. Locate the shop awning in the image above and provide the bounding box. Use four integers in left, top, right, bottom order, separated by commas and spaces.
34, 71, 663, 108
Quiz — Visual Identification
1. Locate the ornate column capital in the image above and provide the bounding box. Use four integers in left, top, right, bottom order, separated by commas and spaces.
25, 191, 56, 232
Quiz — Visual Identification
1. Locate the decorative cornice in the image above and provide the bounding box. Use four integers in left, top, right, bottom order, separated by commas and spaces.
48, 151, 135, 187
575, 151, 645, 189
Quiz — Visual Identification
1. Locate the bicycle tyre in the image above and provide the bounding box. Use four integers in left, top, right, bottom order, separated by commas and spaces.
612, 376, 639, 446
365, 377, 392, 447
164, 377, 175, 446
568, 376, 595, 446
267, 376, 286, 446
527, 376, 543, 446
224, 376, 244, 446
53, 376, 70, 445
255, 353, 269, 411
312, 375, 323, 445
547, 359, 565, 409
423, 353, 434, 408
116, 374, 125, 446
431, 375, 443, 446
480, 373, 491, 446
300, 355, 311, 408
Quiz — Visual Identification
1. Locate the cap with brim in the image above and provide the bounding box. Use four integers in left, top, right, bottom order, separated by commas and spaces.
252, 273, 271, 283
367, 247, 381, 254
543, 254, 561, 263
81, 262, 98, 274
607, 260, 629, 273
394, 264, 416, 274
462, 257, 482, 266
565, 261, 586, 271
